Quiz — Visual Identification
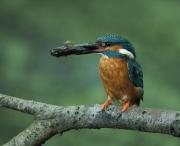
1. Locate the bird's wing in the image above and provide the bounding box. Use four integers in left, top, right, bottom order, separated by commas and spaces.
127, 59, 143, 88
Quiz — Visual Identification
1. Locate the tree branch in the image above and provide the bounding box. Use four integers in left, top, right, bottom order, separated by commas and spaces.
3, 120, 57, 146
1, 93, 180, 146
0, 94, 60, 115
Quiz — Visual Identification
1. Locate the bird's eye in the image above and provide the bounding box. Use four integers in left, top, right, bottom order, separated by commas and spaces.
96, 41, 112, 47
105, 42, 112, 46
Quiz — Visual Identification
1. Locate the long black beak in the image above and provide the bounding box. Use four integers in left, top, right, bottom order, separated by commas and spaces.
50, 43, 103, 57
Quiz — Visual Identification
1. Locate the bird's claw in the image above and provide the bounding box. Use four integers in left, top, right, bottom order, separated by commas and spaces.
101, 104, 108, 110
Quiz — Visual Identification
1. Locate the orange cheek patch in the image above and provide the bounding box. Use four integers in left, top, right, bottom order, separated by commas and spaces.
109, 45, 124, 51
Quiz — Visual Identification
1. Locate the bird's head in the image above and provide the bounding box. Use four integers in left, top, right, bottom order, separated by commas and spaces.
95, 35, 136, 59
51, 35, 136, 59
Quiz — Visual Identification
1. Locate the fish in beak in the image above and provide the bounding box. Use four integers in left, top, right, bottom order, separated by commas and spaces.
50, 42, 104, 57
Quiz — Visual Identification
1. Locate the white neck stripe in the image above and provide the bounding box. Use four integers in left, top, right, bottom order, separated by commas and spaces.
119, 49, 135, 59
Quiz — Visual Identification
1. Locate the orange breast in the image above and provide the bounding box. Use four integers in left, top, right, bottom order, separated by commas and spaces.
99, 57, 137, 101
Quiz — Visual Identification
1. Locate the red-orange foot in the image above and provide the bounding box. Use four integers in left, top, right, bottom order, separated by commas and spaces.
101, 97, 113, 110
121, 101, 130, 112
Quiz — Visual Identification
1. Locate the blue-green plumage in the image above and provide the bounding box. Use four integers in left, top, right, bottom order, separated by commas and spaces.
127, 59, 143, 88
103, 50, 128, 60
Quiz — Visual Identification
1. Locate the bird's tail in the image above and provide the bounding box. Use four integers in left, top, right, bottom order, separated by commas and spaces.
134, 87, 144, 106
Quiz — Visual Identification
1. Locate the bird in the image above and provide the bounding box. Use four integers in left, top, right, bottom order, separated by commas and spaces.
51, 34, 144, 112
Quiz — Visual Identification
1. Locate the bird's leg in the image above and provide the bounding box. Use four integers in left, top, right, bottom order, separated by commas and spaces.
121, 100, 130, 112
119, 95, 130, 112
101, 96, 113, 110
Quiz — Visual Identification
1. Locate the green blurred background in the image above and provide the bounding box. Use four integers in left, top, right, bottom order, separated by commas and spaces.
0, 0, 180, 145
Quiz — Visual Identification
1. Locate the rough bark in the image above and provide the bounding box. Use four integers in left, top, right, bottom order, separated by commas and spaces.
0, 93, 180, 146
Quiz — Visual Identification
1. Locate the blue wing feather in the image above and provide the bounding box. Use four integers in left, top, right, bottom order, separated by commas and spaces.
127, 59, 143, 88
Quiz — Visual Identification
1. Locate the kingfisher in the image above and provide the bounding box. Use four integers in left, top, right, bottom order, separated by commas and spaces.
51, 35, 144, 112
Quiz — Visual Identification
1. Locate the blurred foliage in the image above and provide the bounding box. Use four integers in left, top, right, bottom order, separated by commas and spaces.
0, 0, 180, 145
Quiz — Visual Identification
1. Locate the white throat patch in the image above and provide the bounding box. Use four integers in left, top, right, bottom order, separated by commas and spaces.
119, 49, 135, 59
99, 53, 109, 59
